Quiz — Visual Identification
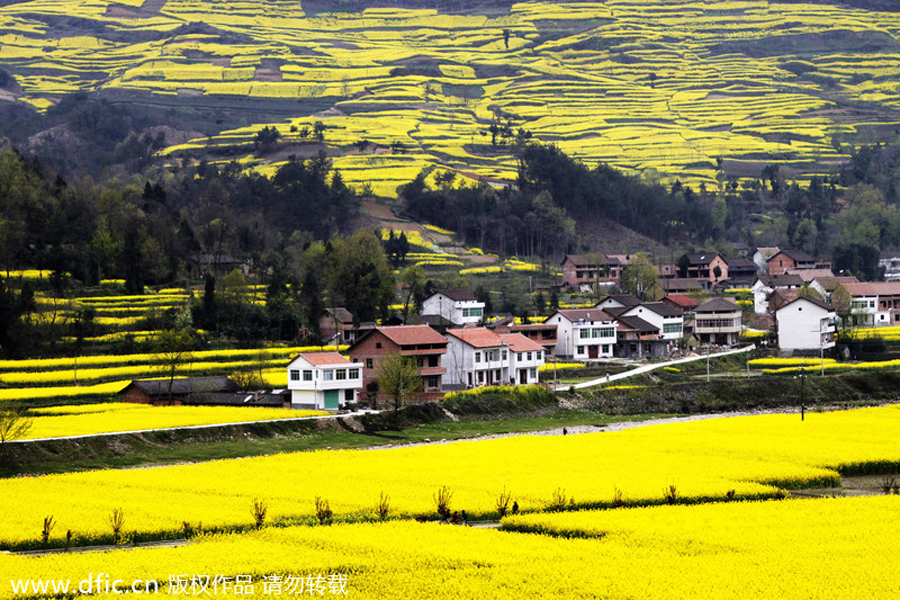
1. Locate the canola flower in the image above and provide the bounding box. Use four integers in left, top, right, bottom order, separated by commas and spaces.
3, 405, 900, 546
1, 497, 898, 599
22, 403, 326, 440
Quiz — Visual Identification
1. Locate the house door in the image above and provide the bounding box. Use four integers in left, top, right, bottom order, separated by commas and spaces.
519, 369, 527, 384
588, 345, 599, 359
324, 390, 339, 410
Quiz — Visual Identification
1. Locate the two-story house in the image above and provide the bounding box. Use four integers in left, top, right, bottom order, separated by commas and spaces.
318, 307, 355, 345
682, 253, 729, 285
843, 281, 900, 327
766, 249, 816, 275
286, 352, 363, 410
444, 328, 545, 388
545, 308, 617, 360
560, 254, 625, 290
490, 322, 558, 357
774, 297, 836, 353
618, 302, 684, 341
421, 289, 485, 326
694, 297, 743, 346
347, 325, 449, 405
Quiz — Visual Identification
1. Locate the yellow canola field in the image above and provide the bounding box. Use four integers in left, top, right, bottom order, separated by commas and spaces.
3, 405, 900, 546
2, 496, 898, 599
23, 403, 326, 440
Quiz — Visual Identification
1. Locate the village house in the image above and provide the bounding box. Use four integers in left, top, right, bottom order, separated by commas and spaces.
559, 254, 625, 290
752, 273, 804, 314
421, 289, 485, 326
682, 253, 729, 285
843, 281, 900, 327
318, 307, 356, 345
347, 325, 449, 405
662, 294, 699, 316
286, 352, 362, 410
808, 276, 859, 302
694, 297, 743, 346
753, 247, 780, 273
612, 315, 667, 359
879, 249, 900, 281
444, 328, 545, 388
657, 277, 704, 294
595, 293, 641, 311
122, 376, 239, 405
723, 257, 758, 287
619, 302, 685, 342
545, 308, 617, 360
766, 249, 817, 275
489, 321, 558, 357
774, 297, 836, 353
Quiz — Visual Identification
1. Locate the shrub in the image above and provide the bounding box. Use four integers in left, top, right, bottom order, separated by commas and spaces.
315, 496, 333, 525
496, 487, 512, 518
251, 499, 267, 529
376, 491, 390, 521
612, 488, 626, 508
108, 508, 125, 544
664, 484, 678, 505
434, 485, 453, 520
41, 516, 55, 545
549, 487, 568, 512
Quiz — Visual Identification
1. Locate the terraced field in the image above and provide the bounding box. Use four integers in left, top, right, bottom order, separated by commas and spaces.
3, 1, 900, 193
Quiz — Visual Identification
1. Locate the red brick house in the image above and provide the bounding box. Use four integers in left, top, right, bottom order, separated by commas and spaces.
683, 253, 729, 285
560, 254, 625, 289
766, 249, 816, 275
347, 325, 449, 406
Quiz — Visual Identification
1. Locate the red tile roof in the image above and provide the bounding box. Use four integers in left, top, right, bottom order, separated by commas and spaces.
499, 333, 545, 352
663, 295, 699, 308
446, 327, 502, 348
295, 352, 351, 366
376, 325, 449, 346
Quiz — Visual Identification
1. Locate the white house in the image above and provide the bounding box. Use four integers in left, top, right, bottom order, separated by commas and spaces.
775, 297, 835, 352
843, 281, 900, 327
545, 308, 617, 360
618, 302, 684, 341
444, 328, 544, 387
286, 352, 362, 410
752, 274, 803, 314
421, 289, 485, 326
501, 333, 545, 385
595, 293, 641, 312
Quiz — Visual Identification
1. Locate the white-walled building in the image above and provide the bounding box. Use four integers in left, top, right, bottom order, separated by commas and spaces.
286, 352, 362, 410
619, 302, 684, 341
775, 297, 836, 352
421, 289, 485, 326
752, 274, 803, 314
444, 328, 544, 387
545, 308, 617, 360
500, 333, 545, 385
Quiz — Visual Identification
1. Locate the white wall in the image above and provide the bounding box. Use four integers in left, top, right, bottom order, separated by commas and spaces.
777, 301, 835, 351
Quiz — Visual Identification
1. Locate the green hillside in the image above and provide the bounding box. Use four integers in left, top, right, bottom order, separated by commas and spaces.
2, 0, 900, 195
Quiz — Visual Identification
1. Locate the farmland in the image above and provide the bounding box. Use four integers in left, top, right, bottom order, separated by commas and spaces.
4, 404, 900, 547
0, 407, 899, 598
3, 1, 900, 193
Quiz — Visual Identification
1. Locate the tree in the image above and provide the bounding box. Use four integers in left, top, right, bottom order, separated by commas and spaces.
398, 264, 425, 323
620, 253, 659, 300
0, 403, 32, 464
376, 353, 423, 413
313, 121, 326, 143
153, 328, 195, 402
328, 230, 396, 323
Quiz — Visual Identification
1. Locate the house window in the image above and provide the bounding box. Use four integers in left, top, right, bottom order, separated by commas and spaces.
427, 376, 439, 389
487, 351, 494, 361
527, 352, 532, 361
529, 368, 537, 380
475, 352, 481, 363
324, 370, 334, 381
290, 369, 300, 381
303, 370, 313, 381
344, 389, 354, 401
336, 369, 347, 380
428, 356, 439, 367
349, 368, 360, 379
663, 323, 682, 334
365, 358, 373, 369
501, 349, 508, 360
536, 351, 542, 360
577, 346, 585, 354
375, 342, 382, 349
580, 329, 590, 339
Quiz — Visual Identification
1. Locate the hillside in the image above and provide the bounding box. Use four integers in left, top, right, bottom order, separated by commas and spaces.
2, 0, 900, 198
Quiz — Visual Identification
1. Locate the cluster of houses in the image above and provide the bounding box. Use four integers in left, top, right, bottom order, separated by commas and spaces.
121, 247, 900, 413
